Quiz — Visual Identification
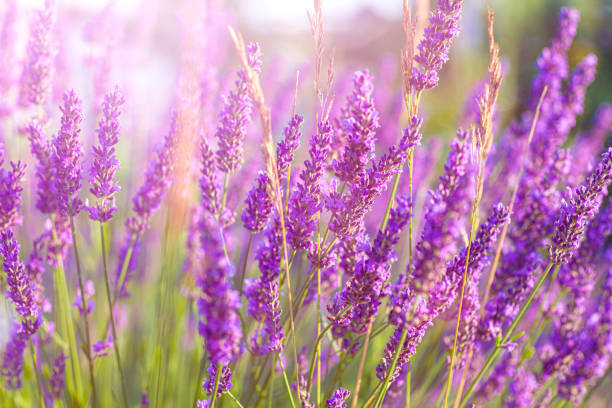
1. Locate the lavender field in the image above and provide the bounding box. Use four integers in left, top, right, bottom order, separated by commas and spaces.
0, 0, 611, 407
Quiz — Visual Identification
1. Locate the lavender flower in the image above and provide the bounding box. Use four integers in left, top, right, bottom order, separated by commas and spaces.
326, 388, 350, 408
1, 230, 39, 321
87, 86, 125, 222
328, 116, 422, 238
410, 129, 471, 296
286, 120, 332, 251
503, 368, 537, 408
333, 70, 380, 184
0, 320, 28, 389
197, 215, 241, 365
452, 205, 511, 364
241, 172, 273, 233
126, 112, 179, 236
25, 119, 57, 214
245, 216, 284, 354
479, 253, 540, 341
276, 114, 303, 182
202, 364, 233, 397
18, 0, 57, 107
556, 268, 612, 403
48, 352, 67, 400
328, 195, 412, 341
549, 147, 612, 264
92, 337, 113, 359
378, 204, 509, 382
411, 0, 463, 91
0, 160, 26, 231
199, 137, 221, 217
52, 89, 84, 217
215, 43, 261, 174
73, 280, 95, 315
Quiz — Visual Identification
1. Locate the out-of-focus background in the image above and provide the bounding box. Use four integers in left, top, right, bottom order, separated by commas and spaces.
10, 0, 612, 136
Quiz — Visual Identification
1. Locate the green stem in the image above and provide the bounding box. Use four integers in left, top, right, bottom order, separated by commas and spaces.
278, 357, 297, 408
50, 214, 83, 400
29, 338, 45, 408
460, 262, 558, 407
210, 364, 223, 408
100, 222, 129, 408
374, 328, 409, 408
227, 391, 245, 408
238, 233, 254, 296
306, 324, 333, 392
381, 169, 403, 231
220, 173, 230, 217
69, 215, 97, 408
113, 233, 137, 305
442, 207, 477, 408
405, 364, 411, 408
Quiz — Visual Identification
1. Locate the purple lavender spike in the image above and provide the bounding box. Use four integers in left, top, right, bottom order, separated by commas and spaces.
24, 119, 57, 214
410, 129, 471, 296
0, 160, 26, 231
197, 215, 241, 365
286, 120, 332, 251
241, 172, 273, 233
215, 43, 260, 174
333, 70, 380, 184
326, 388, 350, 408
411, 0, 463, 91
53, 90, 84, 217
549, 147, 612, 265
87, 86, 125, 222
126, 112, 179, 237
328, 116, 422, 238
18, 0, 57, 107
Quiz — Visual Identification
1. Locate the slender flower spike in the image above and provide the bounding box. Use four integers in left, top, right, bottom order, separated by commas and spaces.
329, 195, 412, 339
1, 320, 28, 389
197, 215, 242, 365
0, 160, 26, 231
199, 136, 221, 217
328, 116, 422, 238
215, 43, 261, 174
202, 364, 233, 398
410, 129, 471, 296
18, 0, 57, 107
411, 0, 463, 91
549, 147, 612, 264
126, 112, 179, 236
276, 114, 303, 182
53, 89, 84, 217
48, 352, 67, 400
241, 172, 273, 233
245, 216, 285, 354
87, 86, 125, 222
333, 70, 380, 184
1, 229, 39, 321
286, 120, 332, 251
326, 388, 350, 408
24, 119, 57, 214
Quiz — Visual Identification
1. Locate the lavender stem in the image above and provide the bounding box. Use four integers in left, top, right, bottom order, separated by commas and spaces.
69, 215, 97, 408
99, 222, 129, 408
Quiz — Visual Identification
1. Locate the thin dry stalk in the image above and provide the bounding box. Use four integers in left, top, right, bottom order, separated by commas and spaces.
443, 10, 503, 408
228, 26, 302, 402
